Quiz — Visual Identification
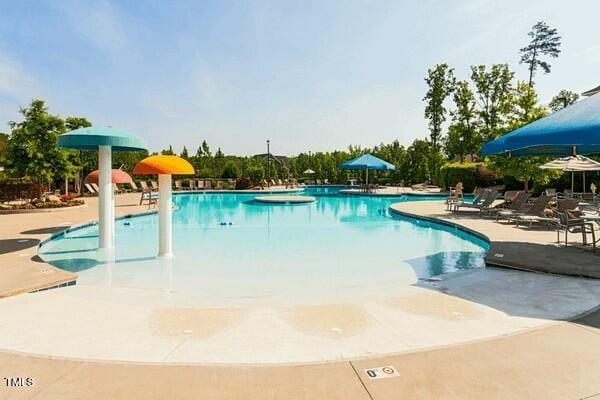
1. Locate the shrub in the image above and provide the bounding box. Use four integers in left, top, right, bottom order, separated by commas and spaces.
246, 165, 265, 185
0, 183, 48, 202
235, 177, 252, 190
440, 162, 478, 192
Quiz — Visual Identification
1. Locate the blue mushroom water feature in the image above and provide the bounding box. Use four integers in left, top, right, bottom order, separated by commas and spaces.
58, 127, 148, 250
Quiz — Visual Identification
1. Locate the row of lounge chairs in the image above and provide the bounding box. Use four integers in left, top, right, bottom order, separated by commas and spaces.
448, 188, 597, 251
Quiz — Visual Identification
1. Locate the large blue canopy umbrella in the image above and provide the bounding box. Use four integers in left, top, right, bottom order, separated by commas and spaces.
340, 154, 396, 191
482, 94, 600, 157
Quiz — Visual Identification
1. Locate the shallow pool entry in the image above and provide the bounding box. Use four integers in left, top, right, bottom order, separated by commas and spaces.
38, 190, 488, 304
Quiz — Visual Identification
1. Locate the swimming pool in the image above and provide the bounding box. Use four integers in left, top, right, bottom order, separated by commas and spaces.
38, 189, 488, 304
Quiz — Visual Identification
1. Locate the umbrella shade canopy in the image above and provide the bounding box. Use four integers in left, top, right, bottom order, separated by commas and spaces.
133, 155, 195, 175
84, 169, 133, 184
482, 94, 600, 157
539, 155, 600, 171
58, 127, 148, 152
340, 154, 396, 171
303, 169, 315, 174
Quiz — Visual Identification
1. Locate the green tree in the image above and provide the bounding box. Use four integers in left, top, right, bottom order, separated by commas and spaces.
549, 89, 579, 112
180, 146, 189, 159
4, 100, 73, 192
485, 83, 557, 191
201, 140, 211, 158
161, 145, 174, 155
423, 64, 455, 149
446, 80, 480, 161
0, 132, 8, 163
520, 21, 561, 87
64, 117, 93, 193
470, 64, 514, 141
405, 139, 433, 184
222, 161, 239, 179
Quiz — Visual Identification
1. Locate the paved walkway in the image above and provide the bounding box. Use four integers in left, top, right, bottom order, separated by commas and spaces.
0, 195, 598, 399
0, 193, 151, 297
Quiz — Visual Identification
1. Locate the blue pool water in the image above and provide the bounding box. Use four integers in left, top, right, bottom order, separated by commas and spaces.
38, 189, 488, 303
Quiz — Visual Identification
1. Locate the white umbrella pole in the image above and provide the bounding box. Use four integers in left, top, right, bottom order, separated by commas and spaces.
98, 145, 113, 249
571, 171, 574, 195
158, 174, 173, 258
366, 169, 369, 193
583, 172, 586, 193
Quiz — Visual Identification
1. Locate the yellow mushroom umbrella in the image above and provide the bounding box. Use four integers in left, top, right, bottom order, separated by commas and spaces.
133, 155, 194, 257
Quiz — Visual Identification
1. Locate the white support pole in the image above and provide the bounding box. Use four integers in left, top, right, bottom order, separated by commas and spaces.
98, 145, 114, 249
158, 174, 173, 257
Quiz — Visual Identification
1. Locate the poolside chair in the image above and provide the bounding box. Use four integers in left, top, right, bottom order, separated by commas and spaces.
205, 180, 212, 190
511, 195, 553, 227
277, 179, 284, 186
174, 180, 182, 191
229, 180, 236, 190
556, 210, 596, 251
197, 180, 205, 190
91, 183, 100, 193
453, 189, 490, 213
84, 183, 97, 195
139, 181, 150, 192
502, 191, 519, 205
445, 183, 464, 210
189, 179, 197, 190
216, 180, 224, 190
455, 190, 499, 217
150, 181, 159, 191
113, 183, 122, 194
130, 181, 140, 192
544, 188, 557, 197
495, 191, 531, 222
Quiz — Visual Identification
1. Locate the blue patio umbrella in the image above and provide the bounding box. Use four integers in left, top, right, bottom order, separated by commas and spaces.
340, 154, 396, 191
482, 93, 600, 157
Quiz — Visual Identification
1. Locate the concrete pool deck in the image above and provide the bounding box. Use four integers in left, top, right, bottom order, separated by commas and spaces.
0, 194, 599, 398
389, 200, 600, 278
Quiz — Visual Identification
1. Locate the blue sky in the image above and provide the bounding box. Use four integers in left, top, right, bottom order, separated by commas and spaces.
0, 0, 598, 155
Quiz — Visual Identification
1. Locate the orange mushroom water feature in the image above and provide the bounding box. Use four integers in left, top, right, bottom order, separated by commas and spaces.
133, 155, 194, 257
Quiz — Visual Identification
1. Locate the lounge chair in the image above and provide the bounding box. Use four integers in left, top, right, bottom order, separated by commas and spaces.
544, 188, 557, 197
84, 183, 97, 195
277, 179, 284, 186
495, 191, 532, 221
130, 181, 140, 192
556, 210, 596, 251
197, 180, 205, 190
453, 189, 490, 213
502, 191, 519, 204
91, 183, 100, 193
216, 180, 224, 190
174, 180, 182, 191
139, 181, 150, 192
511, 195, 553, 227
205, 180, 212, 190
113, 183, 122, 194
189, 179, 197, 190
150, 181, 159, 191
455, 190, 499, 217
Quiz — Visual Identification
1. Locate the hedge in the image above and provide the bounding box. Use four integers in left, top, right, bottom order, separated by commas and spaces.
440, 162, 479, 193
0, 183, 48, 202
